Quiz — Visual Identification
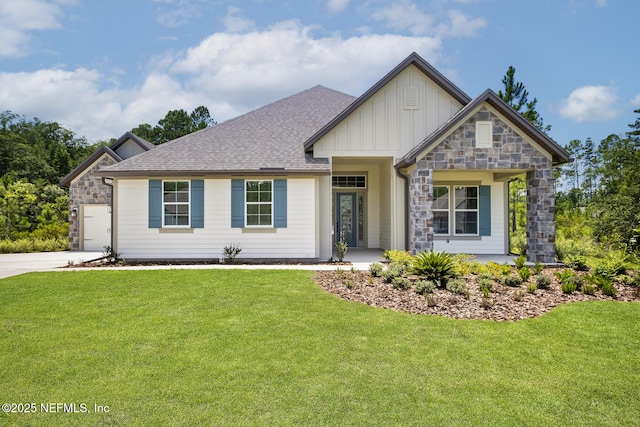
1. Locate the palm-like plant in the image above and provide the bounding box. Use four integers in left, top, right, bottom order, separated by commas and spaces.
411, 251, 457, 287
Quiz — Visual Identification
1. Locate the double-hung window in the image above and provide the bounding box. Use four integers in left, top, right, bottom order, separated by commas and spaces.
454, 186, 478, 235
163, 181, 190, 226
433, 186, 450, 235
245, 180, 272, 226
433, 185, 480, 235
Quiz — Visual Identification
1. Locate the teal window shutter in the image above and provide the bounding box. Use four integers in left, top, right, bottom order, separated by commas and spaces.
191, 180, 204, 228
274, 179, 287, 228
479, 185, 491, 236
231, 179, 245, 228
148, 180, 162, 228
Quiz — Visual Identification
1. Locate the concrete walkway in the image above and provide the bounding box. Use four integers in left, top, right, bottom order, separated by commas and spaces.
0, 249, 520, 280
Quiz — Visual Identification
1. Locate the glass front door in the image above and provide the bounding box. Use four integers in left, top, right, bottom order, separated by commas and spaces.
336, 192, 357, 247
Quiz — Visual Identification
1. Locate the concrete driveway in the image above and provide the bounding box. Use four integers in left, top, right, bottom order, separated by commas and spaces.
0, 251, 103, 279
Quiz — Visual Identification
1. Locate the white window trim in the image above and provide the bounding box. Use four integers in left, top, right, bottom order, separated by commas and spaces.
433, 186, 450, 236
162, 180, 190, 228
453, 185, 479, 236
332, 175, 367, 189
245, 179, 273, 228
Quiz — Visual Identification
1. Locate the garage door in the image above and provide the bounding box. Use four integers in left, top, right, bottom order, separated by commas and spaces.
83, 205, 111, 251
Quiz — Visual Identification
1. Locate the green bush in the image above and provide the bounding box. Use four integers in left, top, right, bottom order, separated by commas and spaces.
414, 279, 436, 295
594, 251, 628, 278
513, 289, 525, 301
369, 263, 384, 277
518, 266, 532, 282
526, 282, 537, 294
446, 278, 469, 298
514, 255, 527, 269
411, 251, 457, 287
335, 239, 348, 262
503, 275, 523, 287
565, 255, 589, 271
477, 272, 495, 282
582, 283, 596, 295
600, 282, 617, 297
511, 231, 527, 255
535, 274, 551, 290
392, 276, 411, 291
381, 264, 404, 283
561, 281, 577, 294
478, 278, 494, 294
533, 262, 545, 275
584, 274, 616, 297
383, 249, 413, 267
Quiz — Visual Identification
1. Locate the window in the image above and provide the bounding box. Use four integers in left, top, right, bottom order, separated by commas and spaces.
163, 181, 190, 226
332, 175, 366, 188
433, 186, 450, 234
246, 180, 272, 226
454, 186, 478, 235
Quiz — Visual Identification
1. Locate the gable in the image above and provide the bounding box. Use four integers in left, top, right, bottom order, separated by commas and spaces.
415, 105, 553, 173
311, 64, 465, 158
114, 138, 148, 159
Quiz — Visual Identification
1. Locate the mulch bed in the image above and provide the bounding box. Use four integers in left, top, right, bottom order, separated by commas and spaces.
314, 269, 640, 321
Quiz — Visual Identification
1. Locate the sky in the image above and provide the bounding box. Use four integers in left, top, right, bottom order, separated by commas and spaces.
0, 0, 638, 149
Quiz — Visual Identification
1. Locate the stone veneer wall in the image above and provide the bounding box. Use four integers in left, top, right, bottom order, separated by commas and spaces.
409, 107, 557, 262
68, 155, 117, 250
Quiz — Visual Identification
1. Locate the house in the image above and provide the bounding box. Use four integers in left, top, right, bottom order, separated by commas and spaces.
63, 52, 570, 263
60, 132, 155, 251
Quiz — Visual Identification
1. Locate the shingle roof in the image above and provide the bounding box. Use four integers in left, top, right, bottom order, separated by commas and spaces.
100, 86, 356, 177
395, 89, 572, 168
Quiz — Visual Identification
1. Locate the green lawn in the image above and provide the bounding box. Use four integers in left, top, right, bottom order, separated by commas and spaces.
0, 269, 639, 426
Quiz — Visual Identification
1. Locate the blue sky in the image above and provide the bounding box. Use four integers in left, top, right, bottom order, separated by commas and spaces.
0, 0, 638, 148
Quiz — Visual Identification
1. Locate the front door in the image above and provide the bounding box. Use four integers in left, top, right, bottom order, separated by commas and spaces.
336, 192, 357, 247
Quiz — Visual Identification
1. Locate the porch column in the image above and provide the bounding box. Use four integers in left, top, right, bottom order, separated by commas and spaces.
409, 159, 434, 254
526, 167, 556, 263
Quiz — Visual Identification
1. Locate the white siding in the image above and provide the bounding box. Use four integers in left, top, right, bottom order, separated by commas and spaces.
313, 64, 463, 159
115, 139, 147, 159
115, 177, 318, 260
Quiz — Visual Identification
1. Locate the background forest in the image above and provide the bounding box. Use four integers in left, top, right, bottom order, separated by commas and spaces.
0, 75, 638, 263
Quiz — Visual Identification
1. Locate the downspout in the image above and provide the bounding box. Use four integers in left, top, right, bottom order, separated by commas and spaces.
395, 165, 410, 252
102, 177, 114, 251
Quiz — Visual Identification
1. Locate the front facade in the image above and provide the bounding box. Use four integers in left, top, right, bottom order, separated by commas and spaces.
67, 53, 569, 263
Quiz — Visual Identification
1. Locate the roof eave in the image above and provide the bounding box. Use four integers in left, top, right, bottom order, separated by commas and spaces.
59, 146, 122, 187
94, 168, 332, 178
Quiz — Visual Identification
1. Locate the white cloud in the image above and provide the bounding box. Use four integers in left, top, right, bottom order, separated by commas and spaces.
371, 0, 435, 36
596, 0, 607, 7
327, 0, 350, 13
170, 20, 441, 112
222, 6, 254, 33
0, 0, 73, 56
559, 85, 620, 122
631, 94, 640, 107
442, 10, 487, 38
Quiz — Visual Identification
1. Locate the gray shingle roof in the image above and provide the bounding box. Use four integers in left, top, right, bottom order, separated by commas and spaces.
100, 86, 356, 176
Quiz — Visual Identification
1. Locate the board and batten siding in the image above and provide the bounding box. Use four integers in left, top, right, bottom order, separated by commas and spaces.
433, 180, 507, 254
115, 178, 318, 260
313, 64, 463, 158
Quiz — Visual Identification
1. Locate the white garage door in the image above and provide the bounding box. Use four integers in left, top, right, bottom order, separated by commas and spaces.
83, 205, 111, 251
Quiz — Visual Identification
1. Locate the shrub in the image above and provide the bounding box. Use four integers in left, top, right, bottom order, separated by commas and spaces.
585, 274, 616, 297
335, 239, 348, 262
381, 264, 404, 283
392, 276, 411, 290
343, 278, 354, 289
518, 266, 532, 282
582, 283, 596, 295
600, 282, 617, 297
383, 249, 413, 267
633, 274, 640, 287
533, 262, 545, 275
555, 269, 575, 283
369, 263, 384, 277
514, 255, 527, 269
565, 255, 589, 271
511, 231, 527, 255
526, 282, 537, 294
561, 281, 577, 294
485, 261, 506, 277
503, 275, 523, 287
594, 251, 628, 278
415, 279, 436, 295
535, 274, 551, 290
501, 263, 513, 276
618, 275, 634, 286
446, 278, 469, 298
425, 294, 438, 307
103, 245, 121, 264
411, 251, 457, 287
480, 296, 494, 310
477, 272, 495, 282
478, 278, 494, 295
222, 244, 242, 264
513, 289, 525, 301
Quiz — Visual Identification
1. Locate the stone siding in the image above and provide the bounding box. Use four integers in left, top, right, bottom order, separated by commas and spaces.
409, 107, 556, 262
68, 155, 116, 250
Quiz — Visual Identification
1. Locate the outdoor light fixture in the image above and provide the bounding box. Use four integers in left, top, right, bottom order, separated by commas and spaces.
71, 208, 78, 218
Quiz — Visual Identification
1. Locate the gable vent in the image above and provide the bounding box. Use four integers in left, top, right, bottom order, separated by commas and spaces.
404, 86, 420, 110
476, 121, 492, 148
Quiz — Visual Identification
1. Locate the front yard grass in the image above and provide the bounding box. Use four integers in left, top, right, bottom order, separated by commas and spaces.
1, 269, 639, 426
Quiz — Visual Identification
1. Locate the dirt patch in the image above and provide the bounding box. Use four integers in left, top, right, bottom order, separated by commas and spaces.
314, 269, 639, 321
